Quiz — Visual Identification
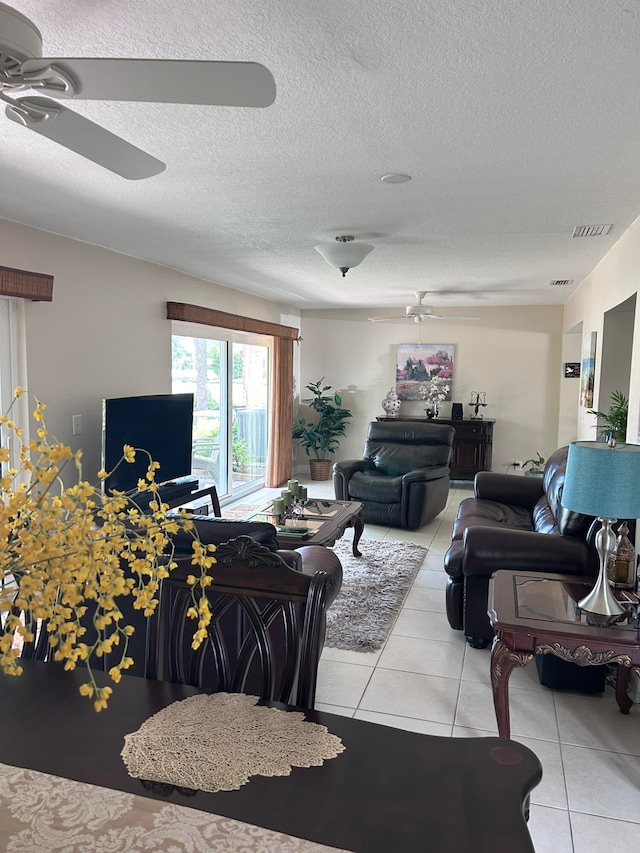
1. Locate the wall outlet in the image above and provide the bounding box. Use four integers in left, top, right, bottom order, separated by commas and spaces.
514, 460, 524, 469
72, 414, 82, 435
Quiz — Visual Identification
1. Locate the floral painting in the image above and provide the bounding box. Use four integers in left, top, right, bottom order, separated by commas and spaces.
396, 344, 454, 401
580, 331, 596, 408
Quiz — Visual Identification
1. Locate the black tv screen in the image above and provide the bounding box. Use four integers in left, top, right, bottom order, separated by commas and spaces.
102, 393, 194, 493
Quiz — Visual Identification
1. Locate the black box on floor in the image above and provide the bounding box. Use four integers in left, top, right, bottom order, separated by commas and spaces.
535, 653, 606, 694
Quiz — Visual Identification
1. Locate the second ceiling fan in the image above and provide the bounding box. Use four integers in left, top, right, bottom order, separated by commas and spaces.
368, 291, 479, 323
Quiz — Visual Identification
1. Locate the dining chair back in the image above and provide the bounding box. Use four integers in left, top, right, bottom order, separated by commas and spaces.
3, 606, 50, 661
146, 535, 331, 708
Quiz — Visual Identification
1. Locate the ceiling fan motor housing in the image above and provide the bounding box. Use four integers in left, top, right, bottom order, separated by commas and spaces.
0, 4, 42, 76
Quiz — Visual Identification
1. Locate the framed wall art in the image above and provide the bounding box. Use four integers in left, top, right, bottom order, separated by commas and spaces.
396, 344, 454, 401
564, 362, 580, 379
580, 332, 596, 408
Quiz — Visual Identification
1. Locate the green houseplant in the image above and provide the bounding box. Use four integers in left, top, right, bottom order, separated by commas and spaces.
588, 390, 628, 442
522, 453, 545, 476
293, 378, 352, 480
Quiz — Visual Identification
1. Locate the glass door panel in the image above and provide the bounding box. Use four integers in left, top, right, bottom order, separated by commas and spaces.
172, 332, 269, 502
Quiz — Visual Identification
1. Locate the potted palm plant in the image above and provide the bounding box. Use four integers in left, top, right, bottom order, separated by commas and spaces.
588, 390, 628, 442
293, 378, 352, 480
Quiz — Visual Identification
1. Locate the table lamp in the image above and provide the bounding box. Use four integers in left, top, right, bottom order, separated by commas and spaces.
561, 441, 640, 625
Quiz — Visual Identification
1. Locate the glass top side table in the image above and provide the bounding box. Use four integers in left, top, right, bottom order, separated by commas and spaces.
488, 571, 640, 738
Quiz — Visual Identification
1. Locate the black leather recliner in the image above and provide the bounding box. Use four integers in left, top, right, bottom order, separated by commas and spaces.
333, 420, 455, 529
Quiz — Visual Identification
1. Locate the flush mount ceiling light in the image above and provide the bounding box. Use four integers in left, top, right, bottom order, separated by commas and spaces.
314, 236, 375, 277
380, 173, 412, 184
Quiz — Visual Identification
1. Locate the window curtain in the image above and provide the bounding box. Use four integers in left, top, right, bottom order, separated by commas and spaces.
0, 266, 53, 301
166, 302, 298, 487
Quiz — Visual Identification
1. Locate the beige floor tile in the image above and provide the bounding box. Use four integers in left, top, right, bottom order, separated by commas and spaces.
528, 805, 573, 853
562, 744, 640, 821
571, 812, 640, 852
314, 703, 355, 717
359, 668, 460, 724
354, 709, 453, 736
455, 680, 560, 741
321, 645, 383, 665
377, 634, 465, 679
412, 569, 449, 591
555, 692, 640, 754
392, 608, 462, 642
403, 585, 446, 612
420, 551, 449, 572
315, 658, 374, 708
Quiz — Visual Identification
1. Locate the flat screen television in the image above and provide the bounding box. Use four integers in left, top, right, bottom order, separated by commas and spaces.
102, 393, 194, 494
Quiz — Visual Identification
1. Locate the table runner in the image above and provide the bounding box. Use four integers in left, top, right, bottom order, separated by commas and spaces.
0, 761, 350, 852
121, 692, 346, 792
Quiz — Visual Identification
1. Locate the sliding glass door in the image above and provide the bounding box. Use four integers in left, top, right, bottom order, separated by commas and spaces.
171, 328, 270, 502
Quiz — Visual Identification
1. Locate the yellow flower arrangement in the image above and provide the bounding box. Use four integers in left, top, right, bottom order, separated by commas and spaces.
0, 389, 215, 711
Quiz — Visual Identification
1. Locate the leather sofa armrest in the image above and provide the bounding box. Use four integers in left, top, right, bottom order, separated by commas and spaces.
294, 544, 343, 607
474, 472, 544, 510
403, 465, 450, 484
333, 459, 374, 499
462, 526, 591, 578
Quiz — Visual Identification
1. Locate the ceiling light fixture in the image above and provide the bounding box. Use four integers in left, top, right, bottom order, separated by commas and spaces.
314, 235, 375, 277
380, 173, 412, 184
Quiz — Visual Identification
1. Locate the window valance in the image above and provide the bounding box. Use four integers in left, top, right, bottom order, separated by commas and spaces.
0, 265, 54, 301
167, 302, 298, 340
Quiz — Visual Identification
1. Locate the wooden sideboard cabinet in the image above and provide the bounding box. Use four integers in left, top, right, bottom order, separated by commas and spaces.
376, 417, 495, 480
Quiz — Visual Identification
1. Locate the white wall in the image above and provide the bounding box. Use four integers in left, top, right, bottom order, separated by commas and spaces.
296, 305, 564, 475
0, 218, 298, 477
564, 217, 640, 443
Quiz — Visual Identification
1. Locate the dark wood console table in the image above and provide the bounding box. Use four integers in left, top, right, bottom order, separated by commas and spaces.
377, 416, 494, 479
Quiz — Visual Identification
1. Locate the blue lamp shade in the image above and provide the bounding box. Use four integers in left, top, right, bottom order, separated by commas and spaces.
561, 441, 640, 519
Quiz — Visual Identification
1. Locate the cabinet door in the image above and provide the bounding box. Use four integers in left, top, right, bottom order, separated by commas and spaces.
451, 423, 493, 479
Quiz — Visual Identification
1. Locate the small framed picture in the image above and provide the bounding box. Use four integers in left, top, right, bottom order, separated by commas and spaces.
564, 362, 580, 379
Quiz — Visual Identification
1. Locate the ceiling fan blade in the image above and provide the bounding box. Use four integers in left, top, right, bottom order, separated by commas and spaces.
368, 315, 408, 323
428, 314, 479, 320
5, 96, 166, 179
21, 58, 276, 107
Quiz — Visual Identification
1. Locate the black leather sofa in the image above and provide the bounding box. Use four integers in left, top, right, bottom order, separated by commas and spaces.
444, 446, 602, 648
333, 420, 455, 529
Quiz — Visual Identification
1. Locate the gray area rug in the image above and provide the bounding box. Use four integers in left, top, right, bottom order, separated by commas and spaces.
325, 539, 428, 653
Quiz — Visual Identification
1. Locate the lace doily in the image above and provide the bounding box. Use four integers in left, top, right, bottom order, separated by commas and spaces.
121, 693, 346, 792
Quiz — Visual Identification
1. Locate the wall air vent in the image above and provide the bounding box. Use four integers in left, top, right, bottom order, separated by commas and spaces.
549, 279, 574, 287
572, 224, 612, 238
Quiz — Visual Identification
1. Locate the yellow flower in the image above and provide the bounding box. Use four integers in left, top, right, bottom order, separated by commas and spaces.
0, 393, 213, 711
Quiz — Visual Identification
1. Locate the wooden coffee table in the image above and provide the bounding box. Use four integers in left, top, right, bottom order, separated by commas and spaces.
488, 570, 640, 739
248, 498, 365, 556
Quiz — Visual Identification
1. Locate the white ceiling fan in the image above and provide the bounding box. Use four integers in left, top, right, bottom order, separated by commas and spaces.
0, 2, 276, 179
368, 291, 479, 323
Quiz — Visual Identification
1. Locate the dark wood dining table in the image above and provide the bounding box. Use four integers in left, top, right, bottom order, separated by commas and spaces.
0, 660, 542, 853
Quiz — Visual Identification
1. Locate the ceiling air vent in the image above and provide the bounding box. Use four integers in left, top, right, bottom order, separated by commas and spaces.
549, 279, 574, 287
572, 224, 612, 238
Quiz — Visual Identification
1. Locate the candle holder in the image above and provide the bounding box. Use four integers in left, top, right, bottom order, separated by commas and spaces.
468, 391, 487, 419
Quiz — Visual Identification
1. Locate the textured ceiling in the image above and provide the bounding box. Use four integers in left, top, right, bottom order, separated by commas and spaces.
2, 0, 640, 311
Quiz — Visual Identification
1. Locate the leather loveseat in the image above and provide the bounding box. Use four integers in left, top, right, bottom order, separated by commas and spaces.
444, 446, 603, 648
333, 420, 455, 529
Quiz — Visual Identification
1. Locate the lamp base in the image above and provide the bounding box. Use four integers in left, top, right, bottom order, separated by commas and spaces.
577, 517, 625, 625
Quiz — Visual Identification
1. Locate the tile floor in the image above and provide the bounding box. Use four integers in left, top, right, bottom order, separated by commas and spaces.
224, 479, 640, 853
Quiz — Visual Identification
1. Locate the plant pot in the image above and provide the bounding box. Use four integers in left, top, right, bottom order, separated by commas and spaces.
309, 459, 332, 481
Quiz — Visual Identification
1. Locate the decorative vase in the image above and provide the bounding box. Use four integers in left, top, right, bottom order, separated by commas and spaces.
608, 521, 637, 589
309, 459, 332, 481
381, 388, 401, 417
